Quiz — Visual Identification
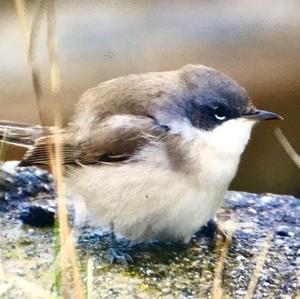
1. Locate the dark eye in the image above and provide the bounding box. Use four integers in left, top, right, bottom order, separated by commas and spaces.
213, 105, 227, 121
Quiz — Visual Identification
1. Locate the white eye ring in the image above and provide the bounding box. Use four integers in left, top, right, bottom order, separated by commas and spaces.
215, 114, 226, 121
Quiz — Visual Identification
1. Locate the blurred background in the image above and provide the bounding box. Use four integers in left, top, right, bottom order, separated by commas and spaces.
0, 0, 299, 195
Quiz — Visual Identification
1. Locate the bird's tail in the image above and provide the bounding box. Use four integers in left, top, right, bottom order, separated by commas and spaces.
0, 120, 50, 148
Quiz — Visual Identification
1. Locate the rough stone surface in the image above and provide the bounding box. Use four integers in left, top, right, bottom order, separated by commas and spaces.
0, 162, 299, 298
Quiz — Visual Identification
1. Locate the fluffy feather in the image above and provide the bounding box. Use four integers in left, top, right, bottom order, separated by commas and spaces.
0, 64, 269, 243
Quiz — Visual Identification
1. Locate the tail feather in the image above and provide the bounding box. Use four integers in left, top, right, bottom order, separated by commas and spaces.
0, 120, 50, 148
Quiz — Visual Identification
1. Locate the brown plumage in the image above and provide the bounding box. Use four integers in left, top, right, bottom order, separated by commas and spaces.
1, 65, 210, 167
0, 116, 169, 166
0, 64, 281, 243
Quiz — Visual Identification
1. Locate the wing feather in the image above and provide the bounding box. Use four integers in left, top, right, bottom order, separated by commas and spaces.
20, 115, 169, 166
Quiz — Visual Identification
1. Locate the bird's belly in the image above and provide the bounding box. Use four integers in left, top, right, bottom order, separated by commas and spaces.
67, 161, 229, 243
164, 186, 226, 242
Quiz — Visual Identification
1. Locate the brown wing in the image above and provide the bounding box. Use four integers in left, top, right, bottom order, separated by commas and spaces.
20, 114, 169, 166
0, 120, 51, 147
19, 134, 76, 166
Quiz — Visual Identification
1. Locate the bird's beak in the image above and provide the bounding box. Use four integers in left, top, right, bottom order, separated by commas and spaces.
243, 109, 283, 121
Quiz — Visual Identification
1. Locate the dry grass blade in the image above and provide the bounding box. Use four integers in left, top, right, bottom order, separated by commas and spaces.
244, 233, 273, 299
46, 0, 62, 125
211, 222, 234, 299
14, 0, 30, 46
15, 0, 84, 297
274, 127, 300, 291
87, 256, 94, 299
46, 1, 84, 298
15, 0, 49, 125
274, 128, 300, 170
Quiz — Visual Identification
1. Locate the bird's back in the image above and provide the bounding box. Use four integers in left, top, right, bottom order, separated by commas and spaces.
68, 69, 182, 141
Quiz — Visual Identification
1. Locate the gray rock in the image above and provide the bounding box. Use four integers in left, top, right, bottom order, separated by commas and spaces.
0, 164, 299, 298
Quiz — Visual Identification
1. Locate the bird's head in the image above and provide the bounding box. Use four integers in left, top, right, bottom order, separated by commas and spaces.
168, 64, 282, 154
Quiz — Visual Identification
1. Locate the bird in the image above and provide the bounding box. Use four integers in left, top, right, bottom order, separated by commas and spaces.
0, 64, 281, 244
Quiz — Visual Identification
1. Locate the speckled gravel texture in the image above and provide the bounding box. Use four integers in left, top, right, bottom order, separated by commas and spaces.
0, 162, 299, 298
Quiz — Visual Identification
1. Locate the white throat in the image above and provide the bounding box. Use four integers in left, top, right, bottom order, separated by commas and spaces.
168, 117, 256, 195
197, 118, 256, 155
169, 117, 256, 155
